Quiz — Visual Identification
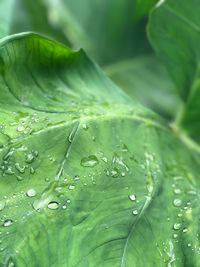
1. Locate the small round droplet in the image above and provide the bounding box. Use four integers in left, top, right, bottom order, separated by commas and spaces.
17, 126, 25, 132
173, 223, 181, 230
129, 194, 136, 201
26, 153, 34, 163
174, 188, 181, 194
173, 234, 178, 239
133, 210, 138, 215
26, 189, 37, 197
47, 201, 59, 210
183, 228, 188, 233
3, 219, 13, 227
173, 199, 182, 207
81, 155, 99, 167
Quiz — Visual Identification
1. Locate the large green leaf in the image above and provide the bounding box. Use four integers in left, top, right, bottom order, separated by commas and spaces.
148, 0, 200, 142
43, 0, 158, 64
0, 33, 200, 266
105, 56, 182, 119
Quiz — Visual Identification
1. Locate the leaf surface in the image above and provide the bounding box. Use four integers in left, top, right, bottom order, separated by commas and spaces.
0, 33, 200, 267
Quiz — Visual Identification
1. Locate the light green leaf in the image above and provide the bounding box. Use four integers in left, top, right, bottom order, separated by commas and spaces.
0, 0, 15, 38
105, 56, 182, 119
43, 0, 157, 64
148, 0, 200, 142
0, 33, 200, 266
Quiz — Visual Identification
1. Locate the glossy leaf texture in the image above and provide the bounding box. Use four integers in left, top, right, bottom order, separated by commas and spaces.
148, 0, 200, 142
0, 33, 200, 266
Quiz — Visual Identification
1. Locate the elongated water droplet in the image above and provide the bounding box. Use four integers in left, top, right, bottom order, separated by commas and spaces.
129, 194, 136, 201
47, 201, 59, 210
81, 155, 99, 167
0, 201, 5, 211
3, 219, 13, 227
69, 185, 75, 190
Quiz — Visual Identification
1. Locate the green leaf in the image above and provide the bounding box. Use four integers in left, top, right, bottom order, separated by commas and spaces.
0, 32, 200, 266
9, 0, 69, 44
105, 56, 182, 119
0, 0, 15, 38
148, 0, 200, 142
43, 0, 157, 64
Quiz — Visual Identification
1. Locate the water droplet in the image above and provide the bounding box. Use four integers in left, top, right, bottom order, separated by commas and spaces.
26, 153, 34, 163
129, 194, 136, 201
3, 219, 13, 227
174, 188, 181, 194
102, 157, 108, 163
74, 175, 79, 181
26, 189, 37, 197
17, 126, 25, 132
173, 234, 178, 239
67, 199, 71, 204
133, 210, 138, 215
30, 167, 35, 174
47, 201, 59, 210
173, 199, 182, 207
111, 168, 119, 178
15, 163, 25, 174
82, 123, 88, 130
183, 228, 188, 233
62, 205, 67, 209
81, 155, 99, 167
69, 185, 75, 190
173, 223, 181, 230
0, 201, 5, 211
187, 243, 192, 247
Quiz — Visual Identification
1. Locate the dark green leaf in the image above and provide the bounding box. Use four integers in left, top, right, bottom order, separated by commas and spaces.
148, 0, 200, 142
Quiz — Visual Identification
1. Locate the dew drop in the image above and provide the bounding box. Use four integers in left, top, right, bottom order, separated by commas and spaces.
133, 210, 138, 215
81, 155, 99, 167
129, 194, 136, 201
3, 219, 13, 227
0, 201, 5, 211
173, 234, 178, 239
174, 188, 181, 194
26, 153, 34, 163
173, 223, 181, 230
69, 185, 75, 190
82, 123, 88, 130
47, 201, 59, 210
17, 126, 25, 132
26, 189, 37, 197
183, 228, 188, 233
173, 199, 182, 207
